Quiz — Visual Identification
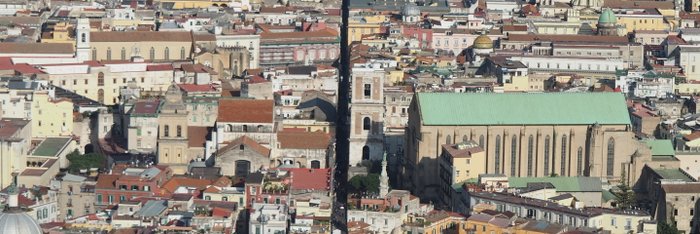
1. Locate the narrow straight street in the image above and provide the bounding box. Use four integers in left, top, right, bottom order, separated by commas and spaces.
332, 0, 351, 231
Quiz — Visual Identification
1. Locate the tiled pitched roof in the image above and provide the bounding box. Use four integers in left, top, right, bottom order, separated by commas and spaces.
217, 136, 270, 157
286, 168, 330, 191
188, 126, 210, 148
217, 99, 274, 123
276, 130, 331, 149
95, 174, 121, 189
160, 177, 212, 196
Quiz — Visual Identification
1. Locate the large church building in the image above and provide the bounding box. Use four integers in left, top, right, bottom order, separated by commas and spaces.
403, 92, 654, 200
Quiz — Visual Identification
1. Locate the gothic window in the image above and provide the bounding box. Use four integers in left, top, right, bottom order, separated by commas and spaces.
544, 136, 550, 175
510, 135, 517, 176
607, 138, 615, 176
527, 135, 534, 176
577, 147, 584, 175
495, 135, 501, 174
561, 135, 567, 176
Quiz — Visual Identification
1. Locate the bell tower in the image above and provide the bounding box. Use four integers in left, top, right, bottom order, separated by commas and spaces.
349, 67, 385, 166
157, 84, 191, 174
76, 17, 91, 62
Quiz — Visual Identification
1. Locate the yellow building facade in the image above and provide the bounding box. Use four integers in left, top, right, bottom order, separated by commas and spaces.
31, 91, 74, 138
616, 13, 669, 32
348, 15, 386, 44
41, 22, 75, 46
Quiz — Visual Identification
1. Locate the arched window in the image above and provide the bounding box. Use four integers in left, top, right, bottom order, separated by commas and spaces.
97, 72, 104, 86
164, 47, 170, 60
607, 138, 615, 176
163, 125, 169, 137
544, 136, 550, 176
91, 48, 97, 61
176, 125, 182, 137
311, 160, 321, 169
363, 117, 371, 131
239, 144, 244, 150
527, 135, 534, 176
225, 124, 233, 132
510, 135, 517, 176
149, 47, 155, 60
446, 135, 452, 145
362, 146, 370, 160
107, 47, 112, 60
121, 47, 126, 60
479, 135, 484, 148
495, 135, 501, 174
180, 47, 186, 59
561, 135, 567, 176
577, 147, 584, 175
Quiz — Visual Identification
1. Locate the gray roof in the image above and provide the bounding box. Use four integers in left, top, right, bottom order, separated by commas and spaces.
137, 200, 167, 217
62, 173, 87, 182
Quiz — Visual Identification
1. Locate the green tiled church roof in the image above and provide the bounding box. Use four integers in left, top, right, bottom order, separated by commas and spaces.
417, 92, 631, 126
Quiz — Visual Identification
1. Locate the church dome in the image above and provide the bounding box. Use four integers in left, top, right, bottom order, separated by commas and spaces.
0, 211, 43, 234
598, 8, 617, 25
473, 35, 493, 49
402, 4, 420, 17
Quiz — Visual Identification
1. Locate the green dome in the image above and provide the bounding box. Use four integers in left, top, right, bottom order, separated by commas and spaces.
598, 8, 617, 25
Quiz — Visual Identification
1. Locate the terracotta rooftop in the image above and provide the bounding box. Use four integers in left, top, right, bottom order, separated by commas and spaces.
132, 99, 161, 115
95, 174, 121, 189
146, 64, 174, 71
160, 177, 212, 196
217, 135, 270, 157
188, 126, 209, 148
285, 168, 330, 191
276, 130, 331, 149
178, 84, 217, 93
217, 99, 274, 123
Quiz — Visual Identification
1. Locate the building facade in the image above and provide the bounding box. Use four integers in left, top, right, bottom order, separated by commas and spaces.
405, 93, 652, 201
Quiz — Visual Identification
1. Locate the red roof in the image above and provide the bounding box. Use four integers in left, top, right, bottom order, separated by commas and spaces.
178, 84, 217, 93
217, 99, 274, 123
285, 168, 330, 191
146, 64, 174, 71
211, 207, 233, 218
276, 130, 331, 149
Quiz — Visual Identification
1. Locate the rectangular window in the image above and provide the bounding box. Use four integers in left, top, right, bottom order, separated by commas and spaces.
364, 84, 371, 98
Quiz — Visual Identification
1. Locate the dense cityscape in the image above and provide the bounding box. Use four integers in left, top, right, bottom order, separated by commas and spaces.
0, 0, 698, 233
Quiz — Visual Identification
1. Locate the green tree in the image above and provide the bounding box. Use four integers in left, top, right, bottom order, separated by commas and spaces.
613, 170, 636, 210
658, 221, 681, 234
348, 174, 380, 195
67, 150, 106, 173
